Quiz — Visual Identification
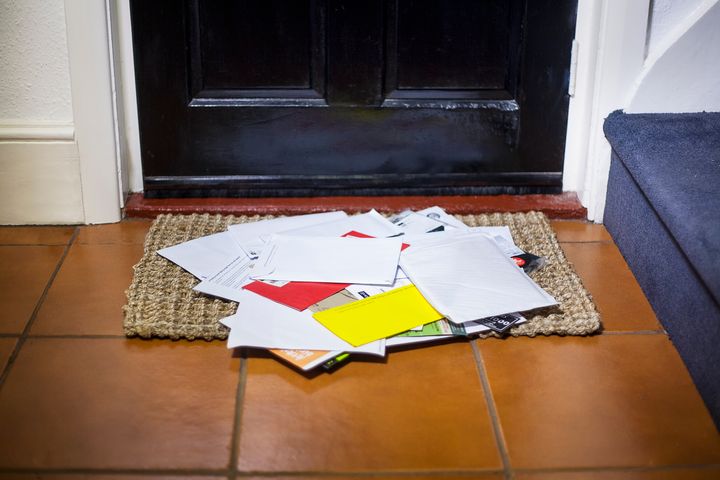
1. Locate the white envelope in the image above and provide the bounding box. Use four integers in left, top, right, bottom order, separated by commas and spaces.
252, 234, 402, 285
401, 226, 524, 258
219, 290, 385, 354
157, 231, 243, 280
227, 211, 348, 258
469, 226, 525, 256
280, 209, 403, 238
399, 232, 557, 324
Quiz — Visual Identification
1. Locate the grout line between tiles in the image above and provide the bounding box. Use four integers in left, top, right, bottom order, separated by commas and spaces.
28, 334, 130, 339
0, 467, 507, 477
557, 239, 613, 244
601, 330, 667, 335
233, 470, 506, 477
470, 341, 513, 480
1, 467, 719, 478
0, 467, 229, 477
0, 227, 79, 389
0, 243, 72, 247
228, 356, 249, 480
76, 241, 147, 246
514, 463, 720, 475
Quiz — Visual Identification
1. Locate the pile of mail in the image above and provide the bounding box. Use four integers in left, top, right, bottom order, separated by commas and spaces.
158, 207, 557, 372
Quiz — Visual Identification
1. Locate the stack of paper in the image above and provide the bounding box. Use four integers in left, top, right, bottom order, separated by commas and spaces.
158, 207, 557, 372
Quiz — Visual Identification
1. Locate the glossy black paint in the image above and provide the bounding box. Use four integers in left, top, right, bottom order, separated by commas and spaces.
131, 0, 576, 197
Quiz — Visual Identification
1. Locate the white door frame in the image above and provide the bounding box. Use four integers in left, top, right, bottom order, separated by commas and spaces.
103, 0, 651, 222
64, 0, 124, 224
563, 0, 651, 222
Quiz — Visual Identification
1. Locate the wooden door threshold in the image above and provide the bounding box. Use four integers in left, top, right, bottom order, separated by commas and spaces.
124, 192, 586, 219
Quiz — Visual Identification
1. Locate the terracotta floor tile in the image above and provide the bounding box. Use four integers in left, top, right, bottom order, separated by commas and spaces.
237, 342, 502, 473
76, 219, 152, 245
0, 226, 75, 245
479, 335, 720, 469
515, 467, 720, 480
31, 243, 144, 336
561, 242, 661, 332
551, 220, 612, 243
0, 338, 240, 469
0, 246, 65, 334
0, 337, 17, 372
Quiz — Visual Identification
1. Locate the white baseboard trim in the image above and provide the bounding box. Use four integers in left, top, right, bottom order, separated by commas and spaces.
0, 141, 84, 224
0, 123, 75, 142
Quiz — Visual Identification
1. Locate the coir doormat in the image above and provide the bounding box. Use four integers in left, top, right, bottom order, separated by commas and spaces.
123, 211, 601, 340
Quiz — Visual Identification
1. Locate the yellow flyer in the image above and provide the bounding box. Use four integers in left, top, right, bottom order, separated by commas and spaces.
312, 284, 443, 347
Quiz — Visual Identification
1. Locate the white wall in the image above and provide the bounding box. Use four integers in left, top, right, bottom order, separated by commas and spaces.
0, 0, 123, 225
646, 0, 705, 57
0, 0, 73, 123
629, 0, 720, 113
0, 0, 84, 224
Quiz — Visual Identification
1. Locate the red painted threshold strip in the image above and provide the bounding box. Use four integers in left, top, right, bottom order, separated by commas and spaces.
125, 192, 586, 219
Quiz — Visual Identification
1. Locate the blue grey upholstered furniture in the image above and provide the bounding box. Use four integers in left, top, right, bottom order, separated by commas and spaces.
603, 110, 720, 428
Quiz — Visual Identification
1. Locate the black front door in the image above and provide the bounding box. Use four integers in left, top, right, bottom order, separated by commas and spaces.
131, 0, 576, 197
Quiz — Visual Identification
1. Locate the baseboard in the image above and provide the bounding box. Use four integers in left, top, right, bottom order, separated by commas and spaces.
0, 141, 84, 224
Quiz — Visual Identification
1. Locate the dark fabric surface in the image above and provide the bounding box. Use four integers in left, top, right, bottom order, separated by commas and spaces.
605, 146, 720, 428
604, 110, 720, 305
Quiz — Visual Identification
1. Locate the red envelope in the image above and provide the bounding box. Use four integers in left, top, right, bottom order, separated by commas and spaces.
243, 280, 349, 311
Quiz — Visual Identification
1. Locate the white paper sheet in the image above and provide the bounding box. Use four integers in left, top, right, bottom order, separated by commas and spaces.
157, 231, 244, 280
280, 209, 403, 238
227, 211, 348, 259
345, 277, 412, 299
192, 255, 256, 301
399, 232, 557, 324
219, 290, 386, 354
251, 234, 403, 285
